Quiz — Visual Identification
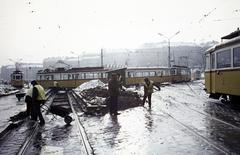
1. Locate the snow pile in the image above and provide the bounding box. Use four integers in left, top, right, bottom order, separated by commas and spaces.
74, 81, 142, 115
75, 80, 106, 92
0, 84, 17, 95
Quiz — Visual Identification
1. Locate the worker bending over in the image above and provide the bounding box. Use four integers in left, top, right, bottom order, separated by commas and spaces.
31, 80, 46, 126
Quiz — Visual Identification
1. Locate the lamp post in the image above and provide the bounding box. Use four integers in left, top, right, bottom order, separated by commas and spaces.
158, 31, 180, 67
70, 51, 81, 68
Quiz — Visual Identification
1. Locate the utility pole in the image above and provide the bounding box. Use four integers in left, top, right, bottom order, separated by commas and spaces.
101, 49, 104, 67
70, 51, 82, 68
158, 31, 180, 67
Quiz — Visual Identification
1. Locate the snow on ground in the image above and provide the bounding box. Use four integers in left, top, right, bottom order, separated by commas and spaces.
74, 80, 106, 92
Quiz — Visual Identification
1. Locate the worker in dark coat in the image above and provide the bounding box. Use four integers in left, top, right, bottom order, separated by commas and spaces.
108, 73, 121, 115
31, 80, 46, 125
24, 86, 33, 116
142, 78, 160, 108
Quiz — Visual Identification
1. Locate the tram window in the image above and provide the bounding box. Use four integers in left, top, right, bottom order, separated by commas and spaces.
181, 70, 186, 75
211, 53, 215, 69
157, 71, 163, 76
75, 74, 78, 79
136, 72, 142, 77
170, 69, 176, 75
217, 49, 231, 68
233, 47, 240, 67
205, 54, 210, 70
63, 74, 68, 80
86, 73, 94, 79
93, 73, 98, 78
68, 74, 71, 80
161, 71, 164, 76
149, 72, 155, 77
78, 73, 83, 79
165, 70, 170, 76
142, 72, 148, 77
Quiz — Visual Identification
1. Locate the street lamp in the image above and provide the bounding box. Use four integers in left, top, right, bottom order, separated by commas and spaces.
158, 31, 180, 67
70, 51, 81, 68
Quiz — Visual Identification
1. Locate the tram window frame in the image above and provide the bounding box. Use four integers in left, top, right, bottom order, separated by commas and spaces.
205, 54, 210, 70
149, 71, 155, 77
78, 73, 83, 79
136, 72, 142, 77
142, 72, 149, 77
217, 49, 231, 69
210, 53, 215, 69
170, 69, 176, 75
93, 73, 99, 79
233, 47, 240, 67
75, 74, 79, 79
86, 73, 94, 79
181, 69, 186, 75
127, 72, 132, 77
68, 74, 71, 80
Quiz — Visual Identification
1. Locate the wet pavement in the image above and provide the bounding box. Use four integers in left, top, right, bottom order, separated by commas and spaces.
80, 80, 240, 154
1, 80, 240, 154
25, 116, 87, 155
0, 94, 25, 132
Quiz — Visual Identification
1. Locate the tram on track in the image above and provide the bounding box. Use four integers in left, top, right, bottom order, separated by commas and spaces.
36, 65, 191, 89
10, 70, 24, 88
205, 28, 240, 103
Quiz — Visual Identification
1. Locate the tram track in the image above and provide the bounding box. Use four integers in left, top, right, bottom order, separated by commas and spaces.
171, 83, 240, 130
19, 90, 93, 155
68, 91, 94, 155
0, 89, 54, 155
150, 109, 230, 154
151, 85, 240, 154
156, 82, 240, 131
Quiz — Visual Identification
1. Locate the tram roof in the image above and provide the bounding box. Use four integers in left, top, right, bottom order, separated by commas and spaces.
221, 28, 240, 40
126, 66, 188, 70
205, 36, 240, 54
37, 66, 108, 74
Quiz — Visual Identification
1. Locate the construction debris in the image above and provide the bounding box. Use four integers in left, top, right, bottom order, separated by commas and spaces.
74, 80, 143, 115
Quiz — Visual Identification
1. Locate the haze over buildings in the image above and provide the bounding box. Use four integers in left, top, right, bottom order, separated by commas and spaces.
0, 0, 239, 66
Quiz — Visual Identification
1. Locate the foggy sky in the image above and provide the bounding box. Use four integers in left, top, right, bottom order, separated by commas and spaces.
0, 0, 239, 66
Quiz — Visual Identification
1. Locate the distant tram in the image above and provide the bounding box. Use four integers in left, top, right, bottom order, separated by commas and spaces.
11, 70, 24, 88
36, 66, 191, 89
205, 29, 240, 103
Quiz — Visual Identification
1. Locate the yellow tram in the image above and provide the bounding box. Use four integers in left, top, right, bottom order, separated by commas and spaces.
205, 29, 240, 103
10, 70, 24, 88
36, 66, 191, 89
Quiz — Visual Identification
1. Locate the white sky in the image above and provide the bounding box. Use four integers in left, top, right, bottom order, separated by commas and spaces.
0, 0, 240, 66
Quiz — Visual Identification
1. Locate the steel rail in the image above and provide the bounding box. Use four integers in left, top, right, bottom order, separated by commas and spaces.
178, 83, 240, 130
16, 90, 54, 155
17, 122, 39, 155
151, 110, 230, 154
67, 92, 93, 155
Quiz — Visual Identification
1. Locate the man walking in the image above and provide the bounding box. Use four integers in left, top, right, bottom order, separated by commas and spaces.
31, 80, 46, 125
142, 78, 160, 108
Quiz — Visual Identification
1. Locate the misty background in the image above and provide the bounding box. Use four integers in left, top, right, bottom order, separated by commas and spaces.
0, 0, 239, 81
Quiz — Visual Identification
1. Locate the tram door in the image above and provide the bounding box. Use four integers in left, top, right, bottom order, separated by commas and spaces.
210, 52, 216, 93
